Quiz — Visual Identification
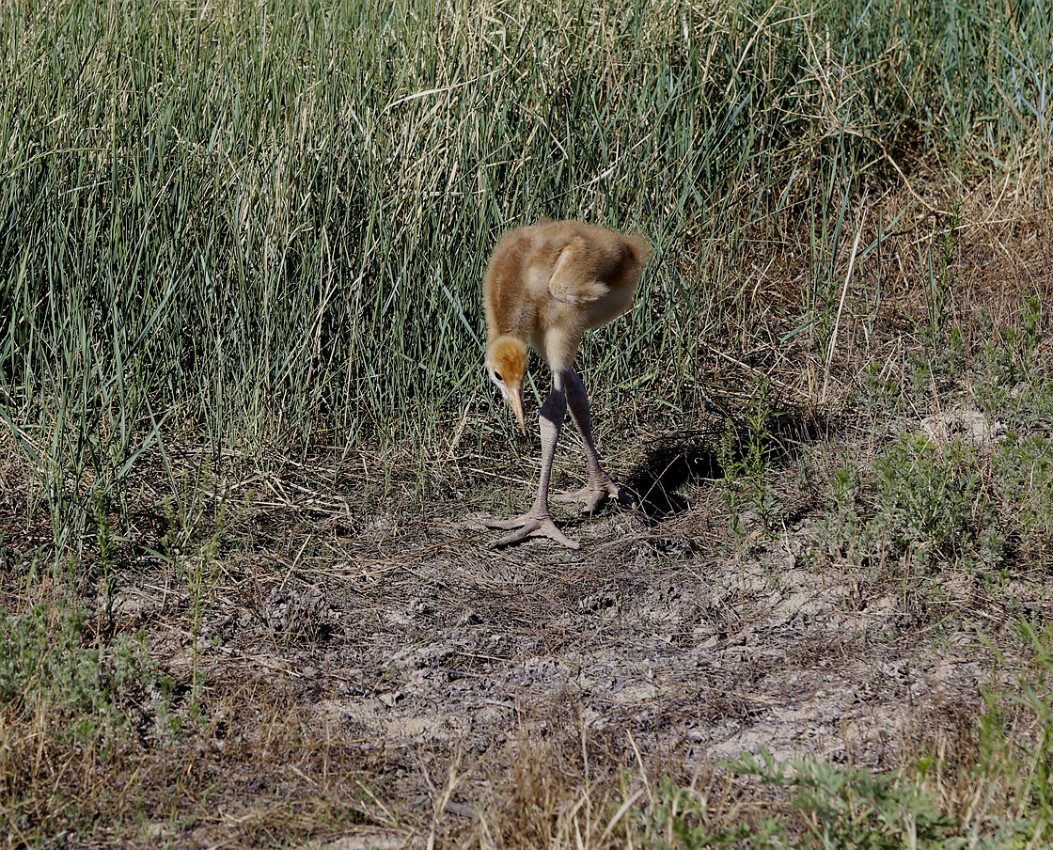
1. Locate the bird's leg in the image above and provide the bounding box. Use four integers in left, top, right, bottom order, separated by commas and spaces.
552, 368, 634, 514
485, 377, 580, 550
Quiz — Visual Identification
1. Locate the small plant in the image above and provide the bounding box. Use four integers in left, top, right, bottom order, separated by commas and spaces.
997, 293, 1044, 384
182, 501, 230, 722
858, 362, 904, 419
0, 601, 158, 740
727, 749, 957, 849
719, 380, 781, 544
816, 452, 865, 563
921, 205, 961, 346
978, 295, 1052, 428
869, 434, 988, 570
816, 431, 1010, 576
977, 620, 1053, 847
635, 776, 784, 849
95, 491, 119, 631
991, 433, 1053, 564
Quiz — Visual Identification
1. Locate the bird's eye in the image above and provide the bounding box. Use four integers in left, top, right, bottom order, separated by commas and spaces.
494, 372, 503, 382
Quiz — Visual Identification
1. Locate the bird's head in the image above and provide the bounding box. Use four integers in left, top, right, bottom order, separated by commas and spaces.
486, 336, 528, 433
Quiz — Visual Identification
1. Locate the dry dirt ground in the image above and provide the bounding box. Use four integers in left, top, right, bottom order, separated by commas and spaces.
102, 409, 1049, 848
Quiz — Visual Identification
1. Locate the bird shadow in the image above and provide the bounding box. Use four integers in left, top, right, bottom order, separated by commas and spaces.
622, 438, 722, 519
620, 406, 829, 524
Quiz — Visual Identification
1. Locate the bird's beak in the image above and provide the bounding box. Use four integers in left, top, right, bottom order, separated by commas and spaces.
508, 386, 526, 434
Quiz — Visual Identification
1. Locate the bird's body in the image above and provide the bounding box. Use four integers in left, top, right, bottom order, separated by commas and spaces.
482, 220, 653, 549
484, 221, 648, 371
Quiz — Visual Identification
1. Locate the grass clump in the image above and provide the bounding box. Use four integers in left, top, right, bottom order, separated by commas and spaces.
819, 419, 1053, 579
991, 435, 1053, 563
0, 600, 164, 841
977, 621, 1053, 848
870, 435, 991, 571
726, 750, 957, 849
817, 434, 993, 576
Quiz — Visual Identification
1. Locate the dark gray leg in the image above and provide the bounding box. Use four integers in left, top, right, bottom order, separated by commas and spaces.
552, 369, 633, 514
485, 376, 580, 549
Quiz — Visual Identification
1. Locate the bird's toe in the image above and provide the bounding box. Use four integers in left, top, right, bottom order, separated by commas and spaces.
535, 519, 581, 549
553, 481, 636, 515
551, 486, 595, 505
579, 490, 611, 515
484, 513, 580, 550
483, 515, 528, 530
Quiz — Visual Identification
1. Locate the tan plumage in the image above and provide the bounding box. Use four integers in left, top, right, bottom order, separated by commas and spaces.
482, 220, 653, 549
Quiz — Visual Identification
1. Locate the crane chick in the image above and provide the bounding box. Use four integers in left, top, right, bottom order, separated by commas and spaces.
483, 220, 653, 549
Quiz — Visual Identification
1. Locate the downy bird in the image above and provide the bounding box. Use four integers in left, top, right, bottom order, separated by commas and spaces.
483, 220, 653, 549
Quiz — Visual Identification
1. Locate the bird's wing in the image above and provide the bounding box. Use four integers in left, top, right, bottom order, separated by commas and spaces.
545, 238, 608, 304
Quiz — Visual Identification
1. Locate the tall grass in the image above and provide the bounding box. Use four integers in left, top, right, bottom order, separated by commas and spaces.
1, 0, 1050, 538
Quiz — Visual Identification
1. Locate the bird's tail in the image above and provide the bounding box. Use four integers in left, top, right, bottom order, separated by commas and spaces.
627, 233, 654, 266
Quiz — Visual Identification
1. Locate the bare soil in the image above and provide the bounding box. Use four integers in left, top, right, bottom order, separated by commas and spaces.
99, 416, 1049, 848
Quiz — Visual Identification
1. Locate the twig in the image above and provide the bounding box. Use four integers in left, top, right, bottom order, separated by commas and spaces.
698, 342, 813, 403
822, 194, 869, 406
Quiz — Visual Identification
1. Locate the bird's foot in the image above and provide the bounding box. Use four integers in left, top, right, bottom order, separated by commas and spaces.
552, 479, 636, 515
484, 512, 580, 550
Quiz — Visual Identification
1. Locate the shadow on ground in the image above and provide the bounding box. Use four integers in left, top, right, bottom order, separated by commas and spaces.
624, 402, 830, 521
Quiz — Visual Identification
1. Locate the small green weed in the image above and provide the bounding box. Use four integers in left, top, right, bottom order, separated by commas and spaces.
719, 381, 781, 543
818, 433, 1004, 576
991, 434, 1053, 564
921, 206, 961, 347
0, 601, 158, 743
816, 452, 865, 563
977, 295, 1053, 432
635, 776, 784, 848
727, 749, 958, 849
979, 295, 1045, 391
870, 434, 989, 569
977, 620, 1053, 847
